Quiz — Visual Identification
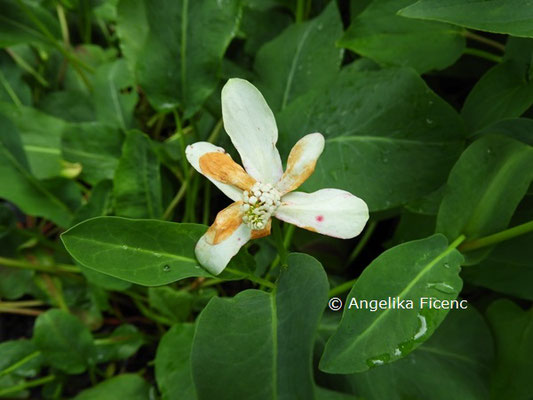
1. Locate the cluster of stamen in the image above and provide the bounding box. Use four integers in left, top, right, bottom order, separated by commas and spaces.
241, 182, 281, 230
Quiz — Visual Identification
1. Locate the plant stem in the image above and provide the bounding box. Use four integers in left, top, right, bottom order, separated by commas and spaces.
0, 307, 43, 316
163, 179, 189, 220
346, 220, 377, 266
0, 69, 22, 107
271, 219, 288, 268
0, 256, 79, 274
295, 0, 305, 22
0, 351, 41, 378
463, 48, 503, 63
225, 268, 276, 289
0, 300, 44, 308
464, 31, 505, 52
328, 278, 357, 297
0, 375, 55, 396
459, 220, 533, 252
5, 48, 49, 86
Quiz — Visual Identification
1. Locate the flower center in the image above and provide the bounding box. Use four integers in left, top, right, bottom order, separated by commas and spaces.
241, 182, 281, 230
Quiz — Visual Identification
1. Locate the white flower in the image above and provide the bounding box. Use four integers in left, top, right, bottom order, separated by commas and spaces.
186, 78, 369, 275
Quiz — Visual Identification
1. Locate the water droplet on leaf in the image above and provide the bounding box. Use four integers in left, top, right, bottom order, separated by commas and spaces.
162, 264, 171, 272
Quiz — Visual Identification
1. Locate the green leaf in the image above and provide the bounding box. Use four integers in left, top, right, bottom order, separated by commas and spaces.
278, 66, 465, 211
72, 179, 114, 225
474, 118, 533, 146
338, 0, 464, 73
73, 374, 151, 400
39, 90, 96, 122
148, 286, 193, 323
320, 234, 464, 374
0, 102, 67, 179
0, 114, 81, 227
114, 130, 163, 219
254, 1, 343, 112
462, 231, 533, 301
61, 217, 212, 285
462, 59, 533, 131
436, 135, 533, 241
486, 299, 533, 400
116, 0, 241, 115
334, 307, 493, 400
62, 123, 124, 185
94, 324, 144, 363
399, 0, 533, 38
0, 53, 31, 106
93, 59, 138, 130
32, 309, 96, 374
155, 323, 197, 400
0, 340, 42, 378
0, 0, 61, 47
191, 253, 328, 399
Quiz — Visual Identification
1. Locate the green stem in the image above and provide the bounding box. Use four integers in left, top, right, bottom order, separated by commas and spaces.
272, 219, 288, 268
225, 268, 276, 289
295, 0, 305, 22
0, 69, 22, 107
459, 220, 533, 252
56, 3, 70, 46
0, 300, 44, 308
328, 278, 357, 297
0, 351, 41, 378
463, 30, 505, 52
0, 375, 54, 396
346, 220, 377, 266
0, 256, 79, 274
463, 48, 503, 63
163, 180, 189, 220
5, 48, 49, 86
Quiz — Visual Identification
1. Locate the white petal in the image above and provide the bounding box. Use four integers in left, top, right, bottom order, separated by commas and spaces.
196, 223, 251, 275
275, 189, 369, 239
195, 202, 251, 275
185, 142, 242, 202
276, 133, 325, 195
221, 78, 283, 184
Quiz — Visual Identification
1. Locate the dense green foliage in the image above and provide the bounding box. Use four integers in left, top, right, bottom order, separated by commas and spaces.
0, 0, 532, 398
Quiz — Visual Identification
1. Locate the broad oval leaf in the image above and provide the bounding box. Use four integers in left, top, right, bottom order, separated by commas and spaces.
278, 67, 465, 211
0, 114, 81, 227
117, 0, 241, 115
0, 0, 61, 47
73, 374, 151, 400
327, 307, 493, 400
319, 234, 464, 374
191, 253, 328, 399
255, 1, 343, 112
114, 130, 163, 219
486, 299, 533, 400
32, 309, 96, 374
338, 0, 465, 73
155, 323, 197, 400
61, 217, 212, 286
399, 0, 533, 38
436, 135, 533, 241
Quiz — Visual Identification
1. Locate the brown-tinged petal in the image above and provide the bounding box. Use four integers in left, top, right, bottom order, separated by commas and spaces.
199, 152, 256, 192
276, 133, 325, 195
195, 202, 251, 275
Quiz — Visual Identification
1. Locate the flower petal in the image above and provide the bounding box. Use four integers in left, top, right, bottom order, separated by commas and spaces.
185, 142, 243, 201
221, 78, 283, 184
275, 189, 369, 239
199, 152, 256, 191
195, 202, 251, 275
276, 133, 325, 195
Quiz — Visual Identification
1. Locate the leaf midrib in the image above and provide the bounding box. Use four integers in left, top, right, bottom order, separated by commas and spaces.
66, 234, 195, 264
330, 239, 458, 362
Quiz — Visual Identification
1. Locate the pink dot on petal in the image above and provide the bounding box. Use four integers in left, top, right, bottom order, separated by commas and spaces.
316, 215, 324, 222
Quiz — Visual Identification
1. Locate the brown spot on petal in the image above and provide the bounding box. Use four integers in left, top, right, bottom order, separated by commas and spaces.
251, 219, 272, 240
278, 139, 318, 194
205, 202, 244, 245
199, 152, 256, 191
302, 225, 318, 233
